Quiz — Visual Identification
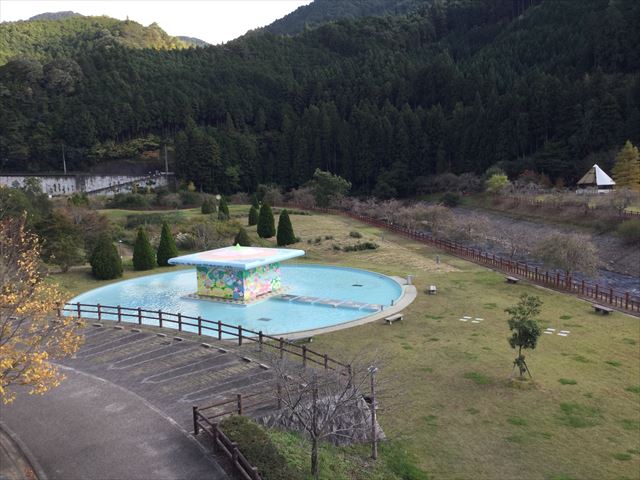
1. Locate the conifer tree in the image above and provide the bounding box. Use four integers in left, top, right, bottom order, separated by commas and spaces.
276, 209, 296, 246
90, 235, 123, 280
234, 227, 252, 246
133, 227, 156, 270
612, 140, 640, 192
157, 221, 178, 266
248, 205, 259, 226
218, 196, 230, 220
251, 193, 260, 209
257, 204, 276, 238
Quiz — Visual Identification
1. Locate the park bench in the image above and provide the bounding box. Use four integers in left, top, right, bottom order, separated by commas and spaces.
505, 276, 519, 284
385, 313, 403, 325
289, 336, 314, 344
428, 285, 437, 295
592, 304, 613, 315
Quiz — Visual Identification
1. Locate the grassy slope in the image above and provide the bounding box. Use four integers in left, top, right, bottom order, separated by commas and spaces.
53, 207, 640, 479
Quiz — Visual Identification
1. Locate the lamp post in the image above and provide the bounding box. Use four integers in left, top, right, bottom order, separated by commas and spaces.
368, 365, 378, 460
215, 194, 221, 212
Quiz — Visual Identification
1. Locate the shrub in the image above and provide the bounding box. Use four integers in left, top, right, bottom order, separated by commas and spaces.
156, 222, 178, 266
349, 231, 362, 238
257, 204, 276, 238
89, 236, 122, 280
218, 196, 230, 220
179, 190, 201, 207
106, 193, 150, 209
218, 416, 298, 480
125, 213, 181, 229
441, 191, 461, 207
234, 227, 251, 246
248, 205, 259, 226
617, 219, 640, 245
132, 227, 156, 270
342, 242, 378, 252
276, 209, 296, 246
201, 199, 214, 214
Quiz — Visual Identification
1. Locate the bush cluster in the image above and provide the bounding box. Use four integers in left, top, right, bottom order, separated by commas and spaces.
342, 241, 379, 252
617, 219, 640, 244
349, 231, 362, 238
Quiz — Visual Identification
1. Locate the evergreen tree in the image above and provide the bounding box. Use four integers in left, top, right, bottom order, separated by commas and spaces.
89, 235, 122, 280
156, 222, 178, 266
612, 141, 640, 192
251, 194, 260, 209
276, 209, 296, 246
248, 205, 259, 226
133, 227, 156, 270
257, 204, 276, 238
218, 196, 230, 220
234, 227, 252, 246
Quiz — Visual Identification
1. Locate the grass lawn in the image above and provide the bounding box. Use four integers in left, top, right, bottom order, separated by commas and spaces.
53, 208, 640, 479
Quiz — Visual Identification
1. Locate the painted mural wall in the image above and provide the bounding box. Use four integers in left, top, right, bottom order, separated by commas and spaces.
196, 263, 282, 301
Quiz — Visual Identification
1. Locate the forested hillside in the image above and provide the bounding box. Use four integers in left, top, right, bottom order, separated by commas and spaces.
1, 0, 638, 196
0, 15, 187, 65
264, 0, 424, 35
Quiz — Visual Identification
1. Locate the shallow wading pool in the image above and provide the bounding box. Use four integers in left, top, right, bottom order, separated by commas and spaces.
68, 265, 403, 337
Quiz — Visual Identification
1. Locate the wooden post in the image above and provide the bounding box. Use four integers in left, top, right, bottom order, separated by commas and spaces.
581, 280, 585, 295
192, 406, 199, 435
302, 345, 307, 367
212, 423, 219, 450
77, 302, 81, 317
218, 320, 222, 340
237, 394, 243, 415
595, 284, 599, 300
324, 354, 329, 370
178, 313, 182, 332
609, 287, 613, 304
279, 338, 284, 360
117, 305, 122, 322
97, 304, 102, 322
556, 272, 560, 287
198, 316, 202, 336
259, 331, 263, 352
138, 307, 142, 325
545, 271, 549, 284
238, 326, 243, 346
625, 292, 629, 310
158, 310, 163, 328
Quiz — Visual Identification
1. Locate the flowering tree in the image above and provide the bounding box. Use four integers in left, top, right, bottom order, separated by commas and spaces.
0, 217, 83, 404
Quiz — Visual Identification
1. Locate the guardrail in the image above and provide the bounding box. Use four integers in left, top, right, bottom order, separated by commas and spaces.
193, 407, 261, 480
60, 302, 351, 372
275, 203, 640, 315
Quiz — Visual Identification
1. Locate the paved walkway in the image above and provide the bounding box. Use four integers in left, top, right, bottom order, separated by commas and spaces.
1, 365, 228, 480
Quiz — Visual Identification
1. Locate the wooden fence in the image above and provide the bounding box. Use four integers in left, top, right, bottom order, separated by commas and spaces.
276, 204, 640, 315
60, 302, 351, 372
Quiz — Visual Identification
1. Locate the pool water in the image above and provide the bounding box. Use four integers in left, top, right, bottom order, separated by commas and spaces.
68, 265, 403, 337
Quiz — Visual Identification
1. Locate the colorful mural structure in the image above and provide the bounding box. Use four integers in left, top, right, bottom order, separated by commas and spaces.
168, 246, 305, 303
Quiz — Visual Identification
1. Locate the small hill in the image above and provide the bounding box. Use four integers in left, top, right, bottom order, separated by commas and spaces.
177, 36, 209, 47
0, 15, 188, 65
28, 11, 82, 21
265, 0, 425, 35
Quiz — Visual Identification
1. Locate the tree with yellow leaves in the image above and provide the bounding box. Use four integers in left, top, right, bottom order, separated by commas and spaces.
612, 140, 640, 192
0, 216, 84, 404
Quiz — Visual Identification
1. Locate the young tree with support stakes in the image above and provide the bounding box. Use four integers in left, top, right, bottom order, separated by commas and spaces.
0, 216, 84, 404
506, 294, 543, 379
156, 221, 178, 266
133, 227, 156, 271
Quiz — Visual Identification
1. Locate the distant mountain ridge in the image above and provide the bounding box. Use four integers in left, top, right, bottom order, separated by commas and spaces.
265, 0, 426, 35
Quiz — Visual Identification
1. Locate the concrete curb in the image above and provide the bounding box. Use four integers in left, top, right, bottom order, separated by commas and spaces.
0, 421, 48, 480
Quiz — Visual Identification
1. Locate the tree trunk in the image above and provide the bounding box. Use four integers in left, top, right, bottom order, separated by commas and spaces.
311, 438, 319, 479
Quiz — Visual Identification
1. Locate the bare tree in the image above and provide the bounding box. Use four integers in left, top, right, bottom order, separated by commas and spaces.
534, 232, 600, 278
263, 358, 384, 479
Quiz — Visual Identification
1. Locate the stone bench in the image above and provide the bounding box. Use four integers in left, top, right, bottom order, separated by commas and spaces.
384, 313, 403, 325
505, 276, 520, 284
592, 304, 613, 315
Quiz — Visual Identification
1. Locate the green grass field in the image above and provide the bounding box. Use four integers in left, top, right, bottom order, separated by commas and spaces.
52, 208, 640, 479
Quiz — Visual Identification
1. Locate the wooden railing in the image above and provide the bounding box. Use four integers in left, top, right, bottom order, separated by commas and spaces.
193, 406, 261, 480
60, 302, 351, 372
276, 204, 640, 315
